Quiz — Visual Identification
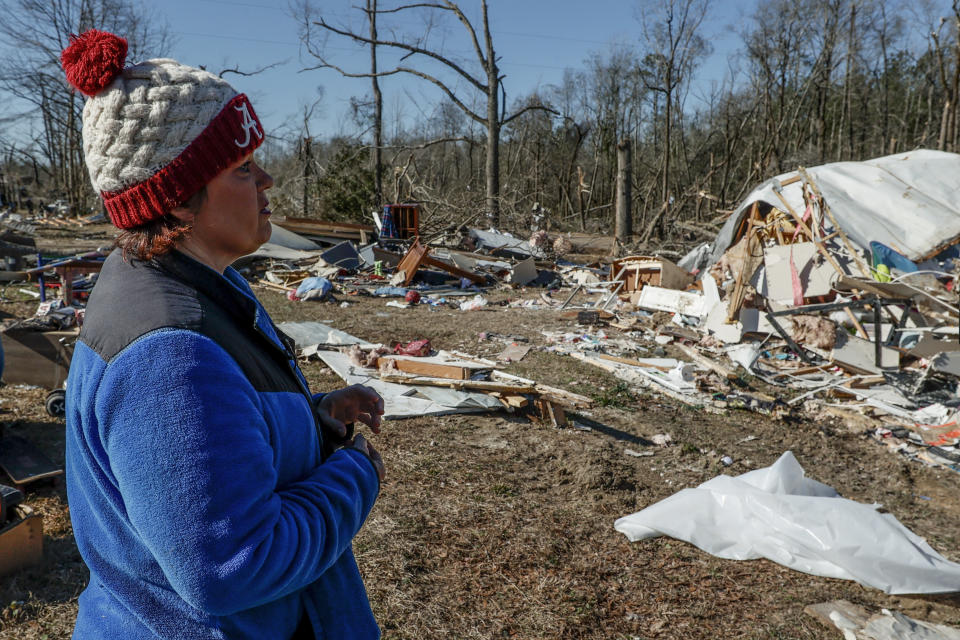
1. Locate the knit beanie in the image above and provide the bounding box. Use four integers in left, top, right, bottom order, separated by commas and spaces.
60, 29, 265, 229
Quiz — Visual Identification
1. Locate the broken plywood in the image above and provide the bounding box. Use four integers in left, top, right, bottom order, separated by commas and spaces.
763, 242, 836, 304
635, 286, 706, 318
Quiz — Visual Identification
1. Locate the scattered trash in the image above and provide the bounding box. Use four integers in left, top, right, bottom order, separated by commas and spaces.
806, 600, 960, 640
459, 295, 488, 311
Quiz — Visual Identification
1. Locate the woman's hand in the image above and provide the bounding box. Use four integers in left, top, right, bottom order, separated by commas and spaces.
348, 433, 385, 482
316, 384, 384, 444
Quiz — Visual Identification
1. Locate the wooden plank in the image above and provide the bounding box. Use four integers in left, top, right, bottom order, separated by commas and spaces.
770, 188, 846, 277
799, 168, 872, 278
274, 216, 375, 232
395, 238, 430, 286
727, 218, 763, 321
379, 357, 471, 380
501, 394, 529, 408
844, 306, 870, 340
421, 254, 486, 285
674, 343, 738, 379
377, 373, 536, 393
489, 371, 593, 409
535, 398, 567, 428
845, 375, 886, 388
595, 353, 672, 371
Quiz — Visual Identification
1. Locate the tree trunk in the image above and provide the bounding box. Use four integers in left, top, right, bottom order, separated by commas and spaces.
615, 138, 632, 242
483, 1, 500, 226
368, 0, 383, 208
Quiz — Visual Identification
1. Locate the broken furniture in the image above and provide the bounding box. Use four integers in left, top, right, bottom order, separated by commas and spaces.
394, 238, 486, 287
380, 203, 420, 240
609, 255, 694, 294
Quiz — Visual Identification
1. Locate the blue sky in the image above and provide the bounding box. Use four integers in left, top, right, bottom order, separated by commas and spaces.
161, 0, 745, 142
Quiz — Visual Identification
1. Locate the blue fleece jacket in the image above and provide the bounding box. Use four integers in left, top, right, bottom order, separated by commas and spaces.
65, 250, 381, 639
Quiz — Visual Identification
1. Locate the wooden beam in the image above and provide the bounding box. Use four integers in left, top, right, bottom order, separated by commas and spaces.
379, 357, 472, 380
674, 344, 738, 379
770, 188, 846, 277
798, 168, 871, 277
377, 373, 536, 393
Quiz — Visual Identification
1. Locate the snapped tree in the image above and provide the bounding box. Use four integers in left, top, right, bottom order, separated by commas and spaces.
298, 0, 555, 225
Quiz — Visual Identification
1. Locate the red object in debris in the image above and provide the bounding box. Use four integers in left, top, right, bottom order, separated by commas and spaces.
286, 290, 300, 301
405, 290, 421, 304
393, 339, 431, 357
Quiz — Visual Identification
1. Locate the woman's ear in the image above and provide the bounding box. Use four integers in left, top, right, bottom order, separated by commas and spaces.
169, 206, 195, 223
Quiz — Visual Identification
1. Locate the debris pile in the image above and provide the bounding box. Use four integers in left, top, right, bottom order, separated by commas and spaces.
236, 155, 960, 475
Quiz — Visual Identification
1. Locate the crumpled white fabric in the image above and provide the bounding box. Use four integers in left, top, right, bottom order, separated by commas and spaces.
614, 451, 960, 594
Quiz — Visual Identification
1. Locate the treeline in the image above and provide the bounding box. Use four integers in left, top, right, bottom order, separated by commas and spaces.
2, 0, 958, 248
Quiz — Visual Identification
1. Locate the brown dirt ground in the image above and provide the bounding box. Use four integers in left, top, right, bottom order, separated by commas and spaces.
0, 234, 959, 639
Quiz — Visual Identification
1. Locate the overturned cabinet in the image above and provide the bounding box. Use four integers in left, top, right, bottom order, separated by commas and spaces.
610, 255, 694, 294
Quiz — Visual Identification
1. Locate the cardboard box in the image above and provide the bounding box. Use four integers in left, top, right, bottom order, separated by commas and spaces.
0, 504, 43, 576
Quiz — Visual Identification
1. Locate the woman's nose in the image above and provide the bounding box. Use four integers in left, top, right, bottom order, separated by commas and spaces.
255, 163, 274, 190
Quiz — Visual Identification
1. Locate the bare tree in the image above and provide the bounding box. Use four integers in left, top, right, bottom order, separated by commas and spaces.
0, 0, 171, 215
638, 0, 712, 241
298, 0, 554, 225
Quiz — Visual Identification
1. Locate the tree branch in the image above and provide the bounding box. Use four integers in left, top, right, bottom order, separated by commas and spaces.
313, 17, 487, 93
502, 103, 559, 125
219, 60, 288, 78
303, 53, 486, 126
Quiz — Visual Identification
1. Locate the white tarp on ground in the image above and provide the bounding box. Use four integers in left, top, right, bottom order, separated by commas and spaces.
691, 150, 960, 270
277, 322, 377, 349
317, 350, 503, 419
614, 451, 960, 594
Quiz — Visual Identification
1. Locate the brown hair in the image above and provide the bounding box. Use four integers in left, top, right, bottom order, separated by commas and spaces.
114, 187, 206, 261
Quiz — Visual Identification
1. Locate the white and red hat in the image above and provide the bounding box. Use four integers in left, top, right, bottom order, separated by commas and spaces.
61, 29, 265, 229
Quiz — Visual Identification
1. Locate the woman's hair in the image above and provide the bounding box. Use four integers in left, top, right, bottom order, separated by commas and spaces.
114, 187, 206, 261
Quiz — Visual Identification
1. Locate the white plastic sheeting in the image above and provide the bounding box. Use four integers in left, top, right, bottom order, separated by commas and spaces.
317, 350, 503, 419
694, 150, 960, 269
614, 451, 960, 594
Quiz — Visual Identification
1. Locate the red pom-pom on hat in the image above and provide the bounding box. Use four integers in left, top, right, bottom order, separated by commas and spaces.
61, 29, 128, 97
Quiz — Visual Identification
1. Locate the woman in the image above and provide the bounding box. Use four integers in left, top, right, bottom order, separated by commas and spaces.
61, 30, 384, 639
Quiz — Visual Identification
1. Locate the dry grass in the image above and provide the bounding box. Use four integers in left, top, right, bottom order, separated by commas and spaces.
1, 276, 959, 639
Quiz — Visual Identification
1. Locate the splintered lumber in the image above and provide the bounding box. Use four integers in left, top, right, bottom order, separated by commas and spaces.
396, 238, 485, 286
272, 216, 375, 243
570, 352, 719, 411
378, 373, 536, 394
489, 371, 593, 409
595, 353, 672, 371
770, 187, 846, 277
494, 394, 529, 409
674, 344, 738, 379
379, 356, 471, 380
727, 222, 763, 322
535, 398, 567, 428
798, 168, 872, 278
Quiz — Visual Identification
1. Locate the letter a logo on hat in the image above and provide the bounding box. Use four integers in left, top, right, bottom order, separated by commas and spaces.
234, 102, 262, 148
